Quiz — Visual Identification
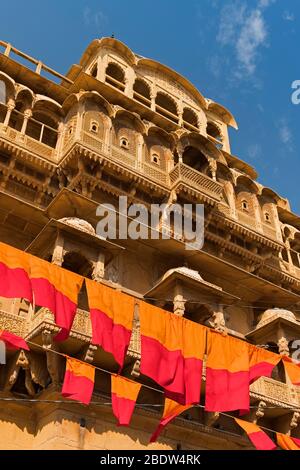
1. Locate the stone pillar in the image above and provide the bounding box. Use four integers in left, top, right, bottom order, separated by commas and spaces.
3, 100, 15, 129
173, 282, 185, 316
150, 89, 156, 112
252, 196, 263, 232
20, 109, 32, 136
92, 251, 105, 281
136, 133, 144, 171
208, 158, 217, 181
51, 232, 64, 266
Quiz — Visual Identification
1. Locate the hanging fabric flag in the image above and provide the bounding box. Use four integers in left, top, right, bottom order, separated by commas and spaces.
150, 397, 192, 443
248, 344, 281, 383
29, 257, 83, 341
282, 356, 300, 386
62, 356, 95, 405
111, 375, 142, 426
235, 418, 276, 450
0, 242, 32, 303
276, 432, 300, 450
86, 279, 135, 370
205, 330, 250, 412
140, 302, 206, 405
0, 330, 29, 351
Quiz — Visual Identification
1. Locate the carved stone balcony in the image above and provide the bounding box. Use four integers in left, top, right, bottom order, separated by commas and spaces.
170, 163, 223, 205
0, 123, 57, 162
0, 309, 26, 337
250, 376, 300, 409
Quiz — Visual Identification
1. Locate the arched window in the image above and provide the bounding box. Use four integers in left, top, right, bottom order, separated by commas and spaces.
120, 136, 129, 149
155, 92, 178, 124
26, 110, 58, 148
0, 80, 6, 104
242, 200, 248, 211
151, 153, 160, 165
90, 121, 99, 133
62, 251, 93, 278
207, 122, 223, 148
183, 108, 198, 130
105, 62, 125, 91
133, 79, 151, 107
182, 146, 208, 173
90, 63, 98, 78
264, 212, 271, 222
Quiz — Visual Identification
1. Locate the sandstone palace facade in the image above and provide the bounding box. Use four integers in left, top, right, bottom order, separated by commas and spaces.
0, 37, 300, 450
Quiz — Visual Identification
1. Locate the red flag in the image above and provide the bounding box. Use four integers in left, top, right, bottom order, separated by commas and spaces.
150, 398, 192, 443
0, 242, 32, 302
277, 433, 300, 450
86, 280, 135, 370
29, 258, 83, 341
62, 357, 95, 405
140, 303, 206, 405
111, 375, 141, 426
0, 330, 29, 351
235, 418, 276, 450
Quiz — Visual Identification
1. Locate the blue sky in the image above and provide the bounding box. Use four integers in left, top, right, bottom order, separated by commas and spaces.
1, 0, 299, 212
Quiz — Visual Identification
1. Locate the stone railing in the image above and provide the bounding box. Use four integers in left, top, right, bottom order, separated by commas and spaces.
0, 123, 57, 161
250, 376, 300, 409
68, 131, 169, 186
0, 310, 26, 337
170, 163, 223, 201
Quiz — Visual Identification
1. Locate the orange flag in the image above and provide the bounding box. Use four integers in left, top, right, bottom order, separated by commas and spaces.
277, 433, 300, 450
0, 242, 32, 303
29, 257, 83, 341
0, 330, 29, 351
235, 418, 276, 450
249, 344, 280, 383
282, 356, 300, 386
111, 375, 142, 426
150, 398, 192, 443
140, 303, 206, 405
205, 330, 250, 412
86, 280, 135, 370
62, 357, 95, 405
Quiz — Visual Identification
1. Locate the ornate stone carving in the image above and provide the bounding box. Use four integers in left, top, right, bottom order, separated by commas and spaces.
278, 336, 290, 356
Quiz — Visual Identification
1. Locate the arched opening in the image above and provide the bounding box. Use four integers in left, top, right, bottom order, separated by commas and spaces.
26, 111, 58, 148
155, 92, 178, 124
105, 62, 125, 91
207, 122, 223, 148
90, 63, 98, 78
62, 251, 93, 278
182, 146, 208, 173
133, 78, 151, 107
182, 108, 198, 131
241, 200, 248, 211
0, 80, 6, 105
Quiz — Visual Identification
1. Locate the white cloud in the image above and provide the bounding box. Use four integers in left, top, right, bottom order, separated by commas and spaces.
236, 9, 267, 75
282, 10, 295, 22
216, 0, 276, 79
278, 118, 294, 152
83, 7, 107, 28
247, 143, 262, 160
